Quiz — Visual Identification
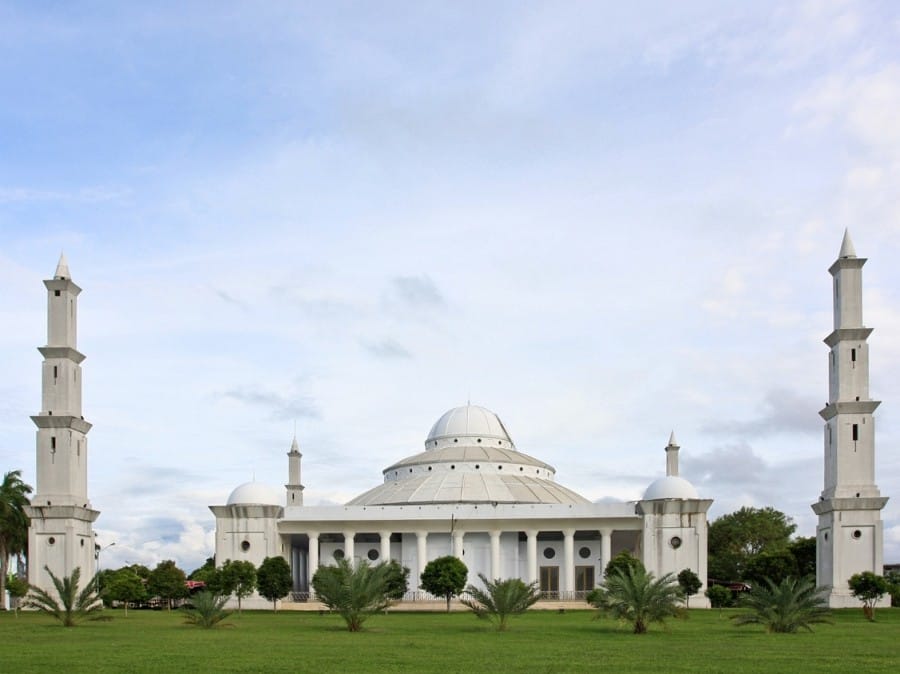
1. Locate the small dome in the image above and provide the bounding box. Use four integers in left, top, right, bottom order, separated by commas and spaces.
643, 476, 699, 500
226, 481, 281, 506
426, 405, 514, 450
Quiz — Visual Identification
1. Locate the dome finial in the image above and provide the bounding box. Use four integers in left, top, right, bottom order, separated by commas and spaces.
839, 228, 856, 259
54, 252, 71, 280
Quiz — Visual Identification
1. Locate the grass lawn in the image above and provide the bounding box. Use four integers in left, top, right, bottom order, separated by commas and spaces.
1, 607, 897, 673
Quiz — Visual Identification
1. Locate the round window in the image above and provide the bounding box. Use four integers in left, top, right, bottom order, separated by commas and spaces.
241, 540, 251, 552
852, 529, 862, 539
48, 537, 56, 545
367, 549, 379, 561
334, 549, 345, 560
543, 547, 556, 559
578, 546, 591, 559
670, 536, 682, 549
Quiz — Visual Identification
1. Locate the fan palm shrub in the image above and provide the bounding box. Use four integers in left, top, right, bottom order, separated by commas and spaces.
24, 566, 103, 627
182, 591, 232, 628
311, 558, 393, 631
731, 576, 831, 633
461, 574, 540, 631
587, 566, 682, 634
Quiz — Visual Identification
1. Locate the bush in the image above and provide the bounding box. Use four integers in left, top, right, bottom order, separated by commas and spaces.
311, 559, 394, 632
588, 566, 682, 634
461, 575, 540, 631
182, 591, 232, 628
848, 571, 890, 621
731, 576, 830, 633
705, 584, 733, 609
420, 556, 468, 612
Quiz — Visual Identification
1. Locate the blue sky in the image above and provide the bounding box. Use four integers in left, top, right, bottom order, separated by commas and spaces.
1, 1, 899, 572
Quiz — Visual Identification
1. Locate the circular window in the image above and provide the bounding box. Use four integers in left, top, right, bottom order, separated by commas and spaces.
367, 549, 379, 561
578, 546, 591, 559
428, 466, 432, 471
852, 529, 862, 539
451, 465, 456, 470
475, 464, 480, 469
241, 540, 251, 552
477, 438, 482, 443
334, 549, 345, 560
670, 536, 682, 549
519, 467, 523, 472
498, 465, 502, 470
454, 438, 458, 443
543, 547, 556, 559
409, 468, 413, 473
48, 537, 56, 545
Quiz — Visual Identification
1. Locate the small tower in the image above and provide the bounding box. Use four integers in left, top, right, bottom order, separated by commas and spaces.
812, 230, 889, 607
665, 431, 679, 477
25, 255, 100, 593
286, 435, 304, 506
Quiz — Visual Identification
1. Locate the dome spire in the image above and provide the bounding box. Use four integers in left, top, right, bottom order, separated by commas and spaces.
839, 228, 856, 259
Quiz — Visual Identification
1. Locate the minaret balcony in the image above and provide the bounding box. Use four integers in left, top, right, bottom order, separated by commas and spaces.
819, 400, 881, 421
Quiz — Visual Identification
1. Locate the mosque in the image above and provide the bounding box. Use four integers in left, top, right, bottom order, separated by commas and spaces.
23, 232, 888, 609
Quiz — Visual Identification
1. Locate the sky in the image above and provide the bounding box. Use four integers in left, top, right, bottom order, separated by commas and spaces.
1, 1, 899, 573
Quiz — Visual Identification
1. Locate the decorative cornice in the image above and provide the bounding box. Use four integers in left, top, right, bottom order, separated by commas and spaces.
635, 498, 713, 516
811, 496, 889, 515
31, 415, 93, 433
819, 400, 881, 420
24, 504, 101, 523
37, 346, 86, 364
823, 327, 873, 347
828, 256, 866, 276
43, 278, 82, 295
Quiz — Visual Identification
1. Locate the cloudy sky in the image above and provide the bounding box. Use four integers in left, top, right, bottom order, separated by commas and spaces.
1, 1, 899, 573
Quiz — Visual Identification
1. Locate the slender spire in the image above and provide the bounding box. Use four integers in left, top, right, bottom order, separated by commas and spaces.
839, 229, 856, 259
667, 430, 678, 448
665, 431, 680, 477
54, 252, 71, 280
289, 434, 301, 454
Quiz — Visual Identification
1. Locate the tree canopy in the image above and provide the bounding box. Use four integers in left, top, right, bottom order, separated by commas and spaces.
420, 556, 468, 612
103, 568, 147, 616
147, 560, 188, 609
708, 507, 796, 581
848, 572, 890, 621
677, 569, 702, 607
0, 470, 32, 608
256, 556, 292, 610
220, 559, 257, 613
604, 550, 644, 580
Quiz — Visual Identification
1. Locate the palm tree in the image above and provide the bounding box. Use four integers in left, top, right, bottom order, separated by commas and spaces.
311, 558, 393, 631
0, 470, 32, 608
461, 574, 541, 631
587, 566, 682, 634
182, 591, 232, 628
24, 566, 103, 626
731, 576, 831, 633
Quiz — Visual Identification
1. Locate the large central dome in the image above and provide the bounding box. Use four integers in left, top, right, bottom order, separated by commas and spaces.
347, 404, 590, 506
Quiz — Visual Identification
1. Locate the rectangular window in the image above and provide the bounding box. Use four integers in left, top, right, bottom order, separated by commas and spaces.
54, 290, 60, 297
53, 366, 58, 378
852, 424, 859, 441
50, 437, 56, 450
851, 348, 857, 362
540, 566, 559, 599
575, 566, 595, 593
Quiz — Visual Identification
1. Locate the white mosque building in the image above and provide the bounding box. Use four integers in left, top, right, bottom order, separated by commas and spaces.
23, 232, 888, 610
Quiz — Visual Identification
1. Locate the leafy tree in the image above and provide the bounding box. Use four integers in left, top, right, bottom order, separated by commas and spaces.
461, 574, 540, 631
24, 566, 103, 626
311, 558, 393, 631
705, 584, 733, 609
383, 560, 410, 600
103, 567, 147, 616
587, 566, 682, 634
0, 470, 32, 608
604, 550, 644, 581
257, 556, 292, 611
708, 507, 796, 581
848, 571, 890, 621
677, 569, 702, 608
125, 563, 151, 580
6, 574, 29, 616
147, 560, 188, 610
886, 570, 900, 608
743, 549, 799, 587
420, 556, 468, 612
731, 576, 831, 633
788, 536, 816, 579
220, 559, 257, 613
182, 591, 232, 628
189, 557, 216, 581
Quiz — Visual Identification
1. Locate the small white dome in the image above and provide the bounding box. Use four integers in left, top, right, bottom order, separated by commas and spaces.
227, 481, 282, 506
426, 405, 514, 450
643, 476, 699, 500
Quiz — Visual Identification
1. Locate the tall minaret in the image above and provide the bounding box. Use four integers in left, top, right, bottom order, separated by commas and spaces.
665, 431, 679, 477
286, 435, 304, 506
812, 231, 888, 608
25, 255, 100, 592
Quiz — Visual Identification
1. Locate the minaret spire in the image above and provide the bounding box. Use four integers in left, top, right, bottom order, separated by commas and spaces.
812, 232, 888, 607
54, 252, 71, 280
286, 432, 304, 506
665, 431, 680, 477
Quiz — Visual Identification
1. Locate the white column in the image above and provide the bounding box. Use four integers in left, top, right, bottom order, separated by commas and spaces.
525, 529, 538, 585
600, 529, 612, 572
416, 530, 429, 581
452, 531, 465, 559
379, 530, 392, 563
307, 534, 319, 595
562, 528, 575, 595
489, 530, 501, 580
343, 530, 355, 565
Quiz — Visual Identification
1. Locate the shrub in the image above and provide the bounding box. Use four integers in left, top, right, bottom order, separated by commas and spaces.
24, 566, 103, 627
311, 558, 393, 632
705, 584, 733, 609
588, 566, 682, 634
420, 556, 468, 612
182, 591, 232, 628
848, 571, 890, 621
731, 576, 830, 633
461, 575, 540, 631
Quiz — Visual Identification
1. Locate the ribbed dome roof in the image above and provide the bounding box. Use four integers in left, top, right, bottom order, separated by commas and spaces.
642, 476, 699, 500
425, 405, 514, 450
227, 481, 282, 506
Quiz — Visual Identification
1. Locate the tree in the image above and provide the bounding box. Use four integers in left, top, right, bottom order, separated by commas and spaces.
848, 571, 890, 621
103, 567, 147, 616
788, 536, 816, 579
743, 549, 799, 587
420, 556, 468, 612
705, 584, 733, 609
311, 558, 393, 631
677, 569, 702, 608
220, 559, 257, 613
6, 574, 29, 616
603, 550, 644, 581
587, 566, 682, 634
188, 557, 216, 581
147, 560, 188, 610
0, 470, 32, 608
731, 576, 831, 633
708, 507, 796, 581
24, 566, 103, 626
257, 556, 292, 611
182, 591, 232, 628
383, 560, 410, 600
461, 574, 540, 631
886, 570, 900, 608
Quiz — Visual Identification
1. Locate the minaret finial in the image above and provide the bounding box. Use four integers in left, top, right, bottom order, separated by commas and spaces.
54, 252, 70, 280
665, 431, 680, 477
667, 430, 678, 448
839, 229, 856, 259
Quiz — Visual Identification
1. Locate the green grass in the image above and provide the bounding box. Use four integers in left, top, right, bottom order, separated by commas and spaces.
1, 607, 897, 673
